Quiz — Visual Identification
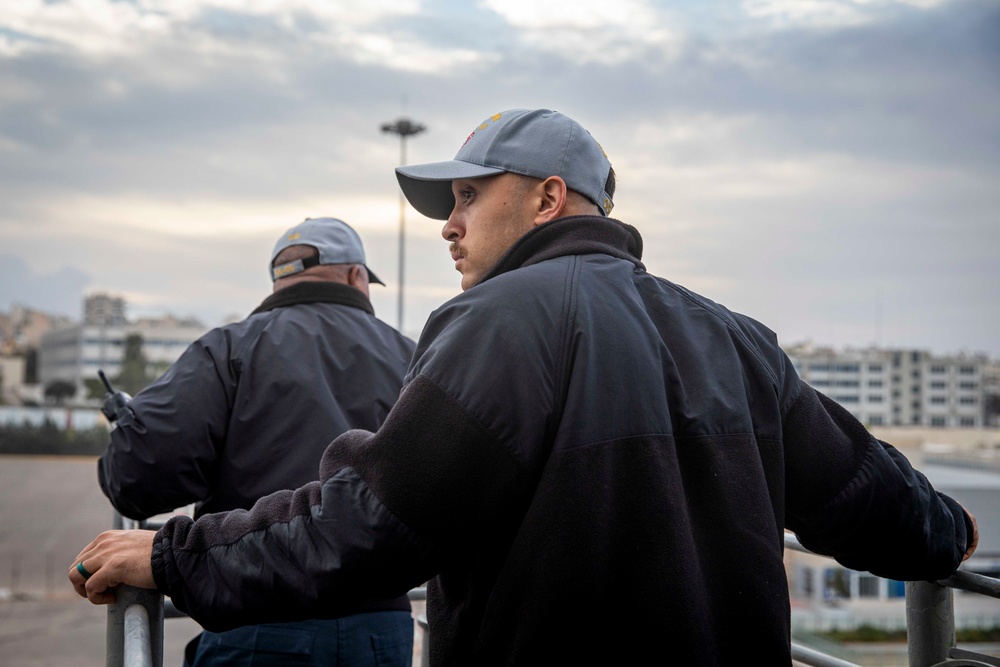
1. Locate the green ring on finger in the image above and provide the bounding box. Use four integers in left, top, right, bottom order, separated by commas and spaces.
76, 562, 93, 579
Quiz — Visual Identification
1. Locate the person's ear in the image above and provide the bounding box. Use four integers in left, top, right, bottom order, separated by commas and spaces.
534, 176, 569, 226
347, 265, 370, 296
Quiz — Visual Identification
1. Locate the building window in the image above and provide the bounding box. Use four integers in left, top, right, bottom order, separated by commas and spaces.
868, 364, 883, 373
835, 395, 859, 404
959, 366, 976, 375
858, 574, 880, 598
868, 395, 884, 403
83, 338, 124, 346
835, 364, 860, 373
868, 379, 883, 388
960, 417, 977, 427
959, 397, 978, 405
809, 364, 830, 372
930, 396, 947, 404
930, 366, 946, 374
811, 380, 830, 387
835, 380, 859, 387
930, 381, 947, 389
797, 566, 815, 599
959, 382, 979, 390
869, 415, 884, 426
931, 417, 947, 427
824, 569, 851, 600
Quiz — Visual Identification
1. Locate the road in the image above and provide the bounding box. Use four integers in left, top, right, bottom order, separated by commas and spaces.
0, 455, 425, 666
0, 455, 202, 666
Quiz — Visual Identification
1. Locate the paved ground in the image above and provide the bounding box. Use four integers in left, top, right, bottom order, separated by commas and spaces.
2, 454, 994, 667
0, 455, 425, 666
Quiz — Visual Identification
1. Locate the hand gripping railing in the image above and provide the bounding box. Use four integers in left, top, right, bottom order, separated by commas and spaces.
105, 515, 997, 667
104, 516, 160, 667
108, 514, 431, 667
785, 533, 1000, 667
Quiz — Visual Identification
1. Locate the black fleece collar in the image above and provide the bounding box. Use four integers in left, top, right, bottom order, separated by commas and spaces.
251, 281, 374, 316
478, 215, 645, 287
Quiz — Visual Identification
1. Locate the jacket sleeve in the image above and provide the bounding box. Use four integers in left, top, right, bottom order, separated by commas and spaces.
151, 371, 531, 631
98, 328, 235, 520
782, 381, 972, 581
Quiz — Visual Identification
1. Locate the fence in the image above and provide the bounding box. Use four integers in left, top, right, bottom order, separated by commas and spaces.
0, 550, 63, 601
0, 406, 103, 430
104, 521, 1000, 667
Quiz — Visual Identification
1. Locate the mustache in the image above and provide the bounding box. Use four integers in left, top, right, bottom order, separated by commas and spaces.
449, 243, 465, 258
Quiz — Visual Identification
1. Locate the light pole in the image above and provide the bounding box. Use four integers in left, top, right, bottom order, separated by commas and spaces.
381, 117, 427, 333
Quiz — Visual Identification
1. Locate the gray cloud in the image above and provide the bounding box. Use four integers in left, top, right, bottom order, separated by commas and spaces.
0, 0, 997, 354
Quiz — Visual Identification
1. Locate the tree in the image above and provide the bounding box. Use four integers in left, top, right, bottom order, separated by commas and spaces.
84, 377, 106, 401
115, 333, 153, 395
44, 380, 77, 405
24, 348, 38, 384
985, 393, 1000, 428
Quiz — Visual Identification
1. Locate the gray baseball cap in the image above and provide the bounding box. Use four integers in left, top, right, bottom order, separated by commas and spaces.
395, 108, 614, 220
270, 217, 385, 285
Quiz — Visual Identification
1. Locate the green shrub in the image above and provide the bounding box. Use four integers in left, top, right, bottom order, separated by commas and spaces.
0, 420, 108, 456
820, 625, 1000, 643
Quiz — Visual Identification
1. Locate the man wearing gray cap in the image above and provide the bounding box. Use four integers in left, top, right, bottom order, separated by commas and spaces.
74, 111, 977, 665
96, 217, 416, 666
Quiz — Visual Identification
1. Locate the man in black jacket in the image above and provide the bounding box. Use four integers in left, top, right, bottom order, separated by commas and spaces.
72, 110, 978, 665
96, 217, 416, 666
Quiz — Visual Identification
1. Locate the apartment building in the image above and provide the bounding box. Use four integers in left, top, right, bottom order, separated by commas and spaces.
784, 343, 986, 428
38, 294, 206, 388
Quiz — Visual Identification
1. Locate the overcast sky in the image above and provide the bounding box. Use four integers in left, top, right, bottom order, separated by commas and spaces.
1, 0, 998, 357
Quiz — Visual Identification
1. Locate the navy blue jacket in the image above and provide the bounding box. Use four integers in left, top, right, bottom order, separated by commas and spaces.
100, 280, 415, 616
99, 281, 415, 520
151, 217, 972, 665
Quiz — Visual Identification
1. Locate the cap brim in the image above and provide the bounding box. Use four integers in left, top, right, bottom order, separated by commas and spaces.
395, 160, 504, 220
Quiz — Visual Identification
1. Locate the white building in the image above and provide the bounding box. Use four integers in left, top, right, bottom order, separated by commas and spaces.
785, 344, 987, 428
38, 294, 206, 388
785, 428, 1000, 634
0, 354, 26, 403
83, 293, 126, 327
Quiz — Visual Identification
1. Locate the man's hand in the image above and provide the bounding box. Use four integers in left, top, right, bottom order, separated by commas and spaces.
962, 506, 979, 562
68, 530, 157, 605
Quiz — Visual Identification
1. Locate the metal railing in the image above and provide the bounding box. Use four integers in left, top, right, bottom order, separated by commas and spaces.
105, 517, 1000, 667
784, 533, 1000, 667
107, 515, 431, 667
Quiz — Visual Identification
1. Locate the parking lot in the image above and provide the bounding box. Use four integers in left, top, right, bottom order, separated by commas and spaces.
0, 455, 425, 666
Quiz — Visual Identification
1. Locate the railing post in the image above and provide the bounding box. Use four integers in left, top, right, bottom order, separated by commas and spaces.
106, 585, 163, 667
124, 604, 154, 666
418, 614, 430, 667
906, 580, 954, 667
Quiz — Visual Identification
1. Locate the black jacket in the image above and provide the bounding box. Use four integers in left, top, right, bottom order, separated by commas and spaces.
100, 280, 416, 614
151, 217, 972, 665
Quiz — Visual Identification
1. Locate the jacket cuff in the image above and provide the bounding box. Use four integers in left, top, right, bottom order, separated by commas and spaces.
962, 506, 976, 557
150, 529, 169, 593
935, 491, 973, 571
